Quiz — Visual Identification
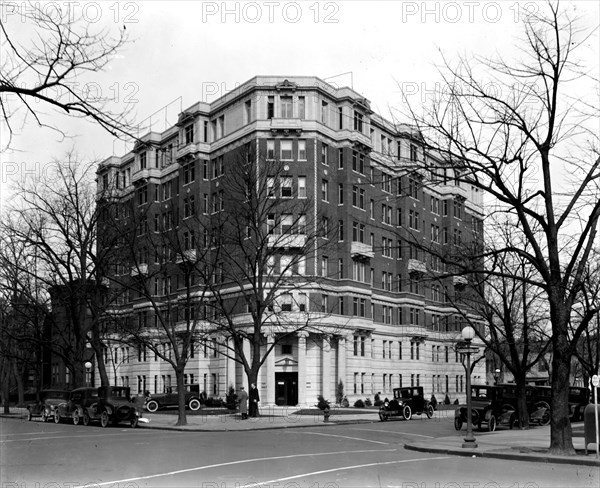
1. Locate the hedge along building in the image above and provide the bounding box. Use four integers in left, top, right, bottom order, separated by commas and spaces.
95, 76, 485, 407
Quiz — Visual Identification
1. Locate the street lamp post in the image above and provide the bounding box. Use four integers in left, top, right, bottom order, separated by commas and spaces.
494, 368, 501, 385
461, 326, 478, 449
84, 361, 92, 387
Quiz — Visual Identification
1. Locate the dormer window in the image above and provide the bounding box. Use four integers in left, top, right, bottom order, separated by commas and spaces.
354, 111, 364, 132
280, 96, 293, 118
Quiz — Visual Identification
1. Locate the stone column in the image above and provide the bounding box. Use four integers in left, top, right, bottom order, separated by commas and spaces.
265, 333, 275, 406
321, 336, 332, 400
297, 332, 308, 406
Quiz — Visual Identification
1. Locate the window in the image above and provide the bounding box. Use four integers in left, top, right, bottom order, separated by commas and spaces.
354, 111, 363, 132
321, 101, 328, 125
298, 176, 306, 198
338, 184, 344, 205
321, 179, 329, 201
321, 143, 328, 165
183, 161, 195, 185
338, 107, 343, 129
352, 186, 365, 209
298, 96, 305, 119
352, 150, 365, 174
408, 175, 419, 199
280, 96, 293, 118
352, 261, 366, 282
338, 220, 344, 241
382, 204, 392, 225
140, 152, 147, 170
321, 217, 329, 238
183, 196, 195, 218
409, 210, 420, 230
410, 144, 417, 162
352, 222, 365, 242
244, 100, 252, 124
267, 96, 274, 119
138, 185, 148, 205
267, 140, 275, 159
321, 294, 329, 312
298, 140, 306, 160
338, 258, 344, 279
185, 124, 194, 144
338, 148, 344, 169
183, 231, 195, 251
280, 140, 293, 160
453, 199, 463, 220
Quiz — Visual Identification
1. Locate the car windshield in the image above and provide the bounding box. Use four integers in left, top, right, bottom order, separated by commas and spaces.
471, 386, 490, 399
110, 388, 129, 399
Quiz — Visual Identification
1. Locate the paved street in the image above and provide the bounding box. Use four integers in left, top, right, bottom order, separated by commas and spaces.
1, 414, 598, 488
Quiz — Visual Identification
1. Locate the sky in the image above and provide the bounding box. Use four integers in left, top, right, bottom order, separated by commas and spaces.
1, 0, 599, 209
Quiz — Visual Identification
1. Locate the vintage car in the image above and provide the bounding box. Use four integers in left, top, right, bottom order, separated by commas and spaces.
77, 386, 143, 428
378, 386, 434, 421
145, 384, 203, 412
568, 386, 590, 422
54, 387, 98, 424
454, 385, 501, 432
454, 384, 552, 432
26, 389, 70, 422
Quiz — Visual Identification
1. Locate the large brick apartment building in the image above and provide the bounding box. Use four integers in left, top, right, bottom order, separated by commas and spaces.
95, 76, 485, 406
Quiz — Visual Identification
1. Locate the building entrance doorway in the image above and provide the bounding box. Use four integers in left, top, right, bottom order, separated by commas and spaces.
275, 372, 298, 406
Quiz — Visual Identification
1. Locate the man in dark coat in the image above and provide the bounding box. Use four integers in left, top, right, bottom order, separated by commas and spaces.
249, 383, 260, 417
238, 386, 248, 420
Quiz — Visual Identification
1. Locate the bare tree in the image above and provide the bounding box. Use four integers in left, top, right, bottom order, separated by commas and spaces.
400, 1, 600, 454
0, 1, 135, 150
193, 145, 335, 392
3, 155, 116, 388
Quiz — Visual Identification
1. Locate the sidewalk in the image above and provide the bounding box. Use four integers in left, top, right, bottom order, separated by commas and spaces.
3, 406, 599, 467
405, 423, 600, 467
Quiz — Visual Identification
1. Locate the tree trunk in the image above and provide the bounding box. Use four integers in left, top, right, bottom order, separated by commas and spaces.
89, 338, 110, 386
515, 377, 530, 430
175, 366, 187, 426
549, 326, 575, 455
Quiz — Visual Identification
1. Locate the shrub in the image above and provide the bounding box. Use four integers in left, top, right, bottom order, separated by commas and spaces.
354, 399, 365, 408
317, 395, 330, 410
342, 396, 350, 408
374, 392, 383, 407
225, 385, 238, 410
364, 397, 372, 407
204, 397, 225, 407
335, 379, 345, 405
444, 394, 451, 405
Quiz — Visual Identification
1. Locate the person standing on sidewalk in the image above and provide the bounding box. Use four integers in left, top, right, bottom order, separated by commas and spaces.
238, 386, 248, 420
249, 383, 260, 417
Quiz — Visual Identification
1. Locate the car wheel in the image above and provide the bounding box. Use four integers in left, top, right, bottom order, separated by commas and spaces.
83, 411, 90, 426
488, 415, 497, 432
379, 412, 388, 421
41, 410, 48, 422
535, 401, 551, 426
509, 412, 517, 429
402, 405, 412, 421
188, 398, 201, 411
146, 400, 159, 413
100, 411, 109, 428
27, 409, 32, 421
73, 411, 80, 425
454, 417, 463, 431
54, 411, 61, 424
130, 416, 139, 428
426, 404, 434, 419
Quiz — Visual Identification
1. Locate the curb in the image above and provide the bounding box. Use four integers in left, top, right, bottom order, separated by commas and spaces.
404, 442, 600, 467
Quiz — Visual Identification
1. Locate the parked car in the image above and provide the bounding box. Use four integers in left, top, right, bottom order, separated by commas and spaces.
26, 389, 70, 422
145, 384, 203, 412
497, 384, 550, 428
54, 387, 98, 424
454, 385, 501, 432
77, 386, 142, 428
568, 386, 590, 422
378, 386, 434, 421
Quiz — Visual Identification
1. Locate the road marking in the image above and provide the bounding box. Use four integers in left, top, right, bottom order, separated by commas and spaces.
71, 449, 397, 488
0, 430, 63, 437
350, 427, 435, 438
253, 456, 452, 486
0, 430, 156, 443
299, 431, 390, 444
